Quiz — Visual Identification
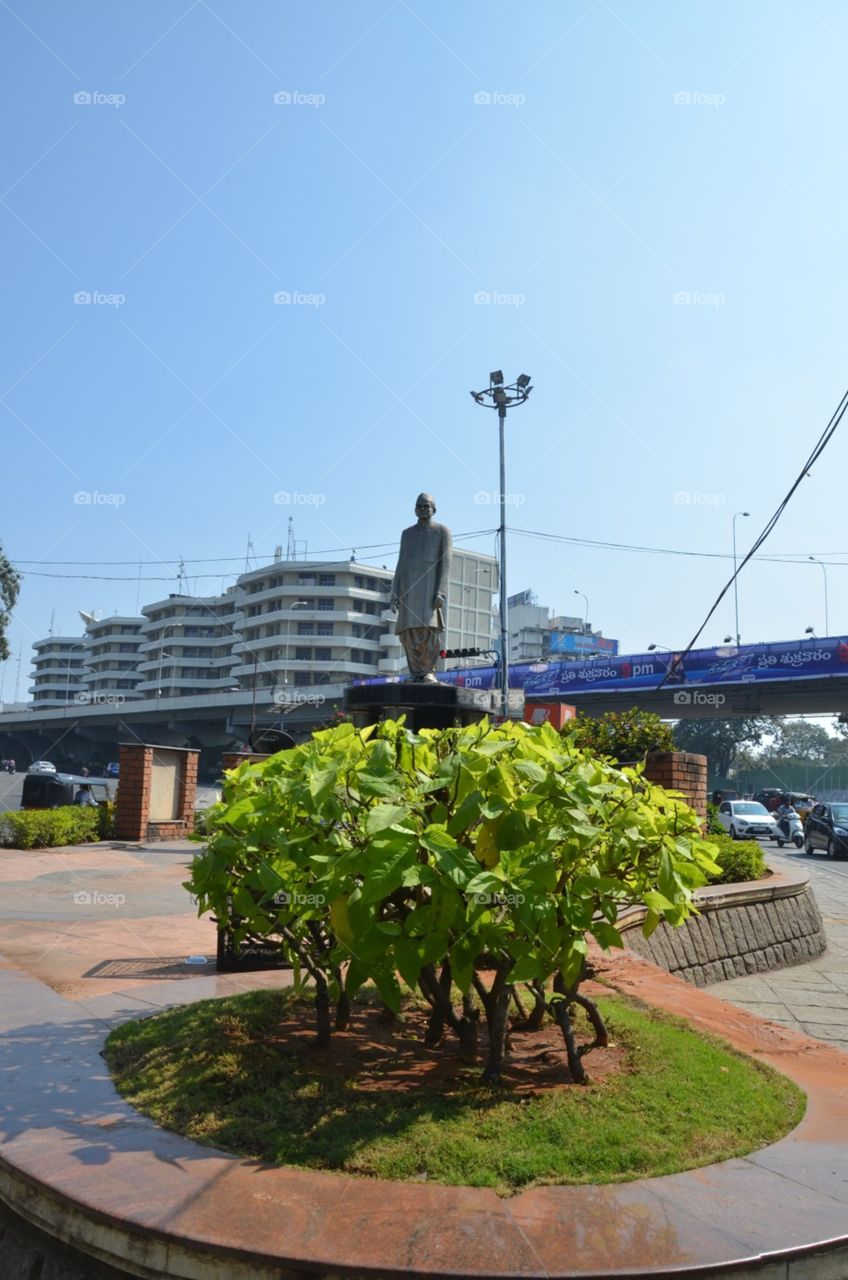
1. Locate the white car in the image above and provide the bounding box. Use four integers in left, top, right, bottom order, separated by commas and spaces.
716, 800, 777, 840
27, 760, 57, 775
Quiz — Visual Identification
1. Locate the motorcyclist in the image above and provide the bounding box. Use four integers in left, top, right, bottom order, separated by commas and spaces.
775, 796, 798, 839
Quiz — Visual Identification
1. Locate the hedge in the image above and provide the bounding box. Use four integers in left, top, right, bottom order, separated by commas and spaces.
0, 805, 104, 849
703, 834, 766, 885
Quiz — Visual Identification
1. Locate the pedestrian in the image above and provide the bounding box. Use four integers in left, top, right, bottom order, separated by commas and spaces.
74, 784, 98, 808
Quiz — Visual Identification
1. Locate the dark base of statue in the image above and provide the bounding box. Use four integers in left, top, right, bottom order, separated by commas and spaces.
344, 681, 499, 732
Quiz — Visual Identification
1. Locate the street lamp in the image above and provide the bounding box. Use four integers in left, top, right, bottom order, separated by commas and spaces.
723, 635, 733, 644
470, 371, 533, 718
732, 511, 750, 647
808, 557, 830, 636
573, 590, 589, 629
647, 643, 671, 652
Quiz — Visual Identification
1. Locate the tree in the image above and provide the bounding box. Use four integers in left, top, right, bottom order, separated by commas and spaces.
768, 717, 833, 764
189, 719, 717, 1086
0, 543, 20, 663
672, 717, 769, 778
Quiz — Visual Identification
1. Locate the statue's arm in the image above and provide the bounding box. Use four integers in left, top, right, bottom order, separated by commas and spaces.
435, 525, 452, 604
390, 534, 404, 609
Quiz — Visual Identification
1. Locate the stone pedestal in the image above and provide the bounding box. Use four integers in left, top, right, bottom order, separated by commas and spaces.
114, 743, 198, 842
344, 682, 499, 732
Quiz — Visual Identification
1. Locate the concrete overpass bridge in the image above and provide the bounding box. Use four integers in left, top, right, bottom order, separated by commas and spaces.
433, 635, 848, 720
0, 686, 344, 775
3, 636, 848, 775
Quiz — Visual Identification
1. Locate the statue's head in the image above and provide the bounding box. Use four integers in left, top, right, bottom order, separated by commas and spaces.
415, 492, 436, 520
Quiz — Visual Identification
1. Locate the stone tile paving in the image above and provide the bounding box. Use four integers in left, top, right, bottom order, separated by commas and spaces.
704, 843, 848, 1052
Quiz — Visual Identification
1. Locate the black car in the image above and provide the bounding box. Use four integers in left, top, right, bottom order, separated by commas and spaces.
804, 802, 848, 859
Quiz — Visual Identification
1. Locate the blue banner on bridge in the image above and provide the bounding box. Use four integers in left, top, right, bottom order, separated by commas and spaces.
361, 636, 848, 699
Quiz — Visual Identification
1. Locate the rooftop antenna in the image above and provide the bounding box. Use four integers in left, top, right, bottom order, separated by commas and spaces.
48, 609, 55, 637
273, 544, 283, 563
176, 557, 189, 596
244, 533, 257, 573
286, 517, 296, 560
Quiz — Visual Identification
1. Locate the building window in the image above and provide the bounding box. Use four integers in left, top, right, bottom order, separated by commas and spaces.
318, 573, 335, 586
314, 647, 331, 662
295, 647, 311, 661
317, 599, 333, 612
354, 575, 364, 588
366, 577, 377, 590
297, 622, 315, 636
316, 622, 333, 636
294, 671, 311, 686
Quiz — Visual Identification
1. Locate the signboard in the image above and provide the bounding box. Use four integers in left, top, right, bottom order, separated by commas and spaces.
507, 589, 535, 608
360, 637, 848, 700
524, 702, 576, 728
547, 632, 619, 656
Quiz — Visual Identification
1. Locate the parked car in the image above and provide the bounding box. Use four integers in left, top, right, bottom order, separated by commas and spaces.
804, 802, 848, 859
27, 760, 57, 775
21, 772, 115, 810
716, 800, 778, 840
104, 762, 120, 778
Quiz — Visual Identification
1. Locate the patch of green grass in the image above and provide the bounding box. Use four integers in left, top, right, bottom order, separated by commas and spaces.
104, 990, 804, 1195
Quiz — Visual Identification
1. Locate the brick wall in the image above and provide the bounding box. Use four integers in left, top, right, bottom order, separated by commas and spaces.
114, 743, 200, 842
643, 751, 707, 824
114, 744, 153, 841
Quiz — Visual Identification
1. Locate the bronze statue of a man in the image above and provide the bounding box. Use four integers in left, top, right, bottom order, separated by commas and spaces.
391, 493, 452, 682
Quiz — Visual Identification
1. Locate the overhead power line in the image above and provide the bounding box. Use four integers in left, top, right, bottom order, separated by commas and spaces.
658, 383, 848, 689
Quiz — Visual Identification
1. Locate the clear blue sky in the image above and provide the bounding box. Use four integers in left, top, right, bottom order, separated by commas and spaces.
3, 0, 848, 697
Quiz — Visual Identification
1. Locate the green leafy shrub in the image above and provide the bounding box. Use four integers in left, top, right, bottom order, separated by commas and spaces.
193, 809, 209, 837
706, 801, 724, 835
703, 834, 766, 885
0, 805, 102, 849
561, 708, 675, 763
188, 719, 718, 1085
98, 801, 116, 840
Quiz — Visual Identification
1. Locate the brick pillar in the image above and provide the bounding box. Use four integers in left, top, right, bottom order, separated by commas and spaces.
177, 750, 199, 827
643, 751, 707, 825
114, 744, 153, 841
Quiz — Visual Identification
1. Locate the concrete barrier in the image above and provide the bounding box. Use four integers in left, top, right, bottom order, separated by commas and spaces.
620, 866, 826, 986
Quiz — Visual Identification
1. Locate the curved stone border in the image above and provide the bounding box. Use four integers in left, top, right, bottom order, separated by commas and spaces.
620, 864, 826, 986
2, 954, 848, 1278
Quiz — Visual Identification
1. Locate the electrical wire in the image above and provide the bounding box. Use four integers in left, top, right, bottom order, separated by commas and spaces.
657, 384, 848, 689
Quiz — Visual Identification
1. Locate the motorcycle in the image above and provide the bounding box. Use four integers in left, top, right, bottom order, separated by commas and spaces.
775, 812, 805, 849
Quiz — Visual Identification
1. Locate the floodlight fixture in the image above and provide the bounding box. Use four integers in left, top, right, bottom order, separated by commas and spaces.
469, 369, 535, 721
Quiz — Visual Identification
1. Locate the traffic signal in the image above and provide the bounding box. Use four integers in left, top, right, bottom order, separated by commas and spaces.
440, 647, 483, 659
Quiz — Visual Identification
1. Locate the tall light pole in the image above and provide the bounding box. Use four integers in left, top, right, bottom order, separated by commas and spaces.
470, 371, 532, 718
732, 511, 750, 646
573, 590, 589, 630
809, 556, 830, 636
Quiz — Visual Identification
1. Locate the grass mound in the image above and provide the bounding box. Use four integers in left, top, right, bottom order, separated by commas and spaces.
104, 988, 804, 1195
